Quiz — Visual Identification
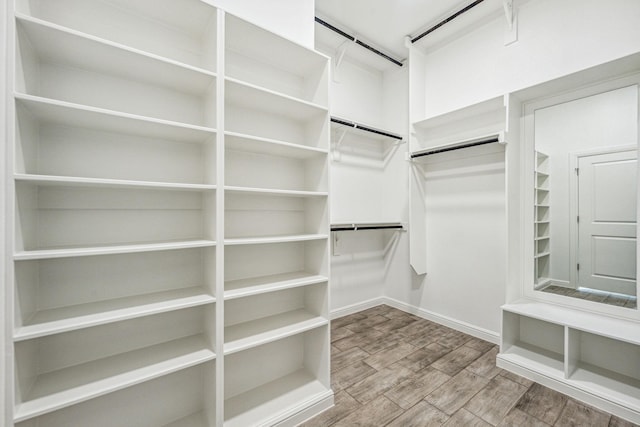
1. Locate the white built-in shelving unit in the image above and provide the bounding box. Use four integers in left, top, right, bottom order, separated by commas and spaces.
534, 150, 550, 288
500, 301, 640, 423
4, 1, 331, 426
410, 95, 507, 155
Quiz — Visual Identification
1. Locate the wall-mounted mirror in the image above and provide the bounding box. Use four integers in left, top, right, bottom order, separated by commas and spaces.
533, 84, 638, 309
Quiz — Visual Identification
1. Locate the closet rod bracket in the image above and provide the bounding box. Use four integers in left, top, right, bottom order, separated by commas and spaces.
503, 0, 518, 45
332, 128, 348, 161
503, 0, 513, 29
333, 38, 356, 82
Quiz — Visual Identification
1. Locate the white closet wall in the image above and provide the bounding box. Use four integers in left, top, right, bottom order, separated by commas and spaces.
314, 40, 409, 315
419, 0, 640, 116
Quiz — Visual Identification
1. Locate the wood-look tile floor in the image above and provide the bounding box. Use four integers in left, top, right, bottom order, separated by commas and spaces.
302, 305, 638, 427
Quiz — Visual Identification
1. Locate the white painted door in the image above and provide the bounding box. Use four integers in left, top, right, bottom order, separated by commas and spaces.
578, 149, 637, 295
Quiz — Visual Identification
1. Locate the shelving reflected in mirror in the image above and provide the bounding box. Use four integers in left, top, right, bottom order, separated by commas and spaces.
533, 84, 639, 310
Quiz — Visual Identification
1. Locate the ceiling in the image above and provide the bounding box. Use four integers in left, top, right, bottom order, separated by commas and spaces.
315, 0, 504, 69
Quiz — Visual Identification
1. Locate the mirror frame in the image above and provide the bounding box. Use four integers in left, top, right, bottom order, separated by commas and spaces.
521, 73, 640, 320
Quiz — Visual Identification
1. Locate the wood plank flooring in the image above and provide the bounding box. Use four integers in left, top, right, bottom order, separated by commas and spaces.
302, 305, 638, 427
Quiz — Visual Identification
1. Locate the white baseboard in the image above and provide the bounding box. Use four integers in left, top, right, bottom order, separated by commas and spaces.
330, 297, 385, 319
330, 297, 500, 345
382, 297, 500, 344
550, 279, 573, 288
272, 391, 334, 427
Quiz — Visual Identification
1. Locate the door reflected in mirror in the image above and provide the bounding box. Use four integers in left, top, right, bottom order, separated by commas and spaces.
533, 85, 638, 309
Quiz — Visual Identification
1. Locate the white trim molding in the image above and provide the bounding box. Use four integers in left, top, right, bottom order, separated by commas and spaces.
330, 297, 385, 320
330, 297, 500, 345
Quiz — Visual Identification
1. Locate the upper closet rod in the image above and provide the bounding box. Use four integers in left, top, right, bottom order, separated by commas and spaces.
411, 0, 485, 44
331, 116, 404, 141
331, 223, 404, 232
411, 135, 501, 159
315, 17, 404, 67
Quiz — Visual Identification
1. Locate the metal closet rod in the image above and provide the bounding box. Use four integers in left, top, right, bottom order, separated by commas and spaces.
331, 224, 404, 232
331, 116, 404, 140
315, 17, 404, 67
410, 136, 500, 158
411, 0, 485, 44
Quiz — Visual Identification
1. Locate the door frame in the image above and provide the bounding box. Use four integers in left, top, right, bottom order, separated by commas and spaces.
569, 144, 638, 290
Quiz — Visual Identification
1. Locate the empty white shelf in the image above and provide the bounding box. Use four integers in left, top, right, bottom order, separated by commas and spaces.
570, 364, 640, 409
224, 370, 330, 427
224, 186, 327, 198
14, 240, 217, 261
224, 309, 327, 355
501, 342, 565, 378
503, 301, 640, 346
225, 78, 328, 121
16, 15, 216, 95
15, 174, 217, 192
224, 234, 327, 246
225, 272, 328, 300
535, 252, 551, 259
162, 412, 208, 427
413, 95, 506, 130
225, 131, 328, 159
15, 94, 216, 143
14, 335, 215, 422
15, 287, 216, 341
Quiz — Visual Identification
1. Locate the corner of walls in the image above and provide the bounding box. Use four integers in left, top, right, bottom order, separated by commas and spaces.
330, 296, 386, 320
325, 52, 410, 314
383, 147, 507, 337
383, 297, 500, 344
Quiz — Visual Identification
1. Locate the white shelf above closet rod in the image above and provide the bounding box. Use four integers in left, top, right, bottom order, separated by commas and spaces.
410, 133, 504, 159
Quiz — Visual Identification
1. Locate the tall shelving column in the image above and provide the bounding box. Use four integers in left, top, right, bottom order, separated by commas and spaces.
4, 3, 332, 425
221, 12, 333, 426
534, 150, 550, 288
7, 0, 219, 425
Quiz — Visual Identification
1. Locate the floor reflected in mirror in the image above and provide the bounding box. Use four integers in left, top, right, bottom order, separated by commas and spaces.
540, 284, 637, 309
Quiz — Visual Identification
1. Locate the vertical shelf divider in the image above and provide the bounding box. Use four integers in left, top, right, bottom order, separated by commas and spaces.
565, 327, 579, 379
216, 9, 227, 427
